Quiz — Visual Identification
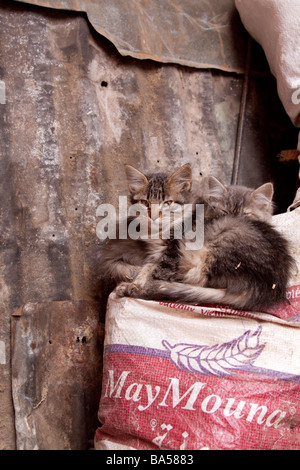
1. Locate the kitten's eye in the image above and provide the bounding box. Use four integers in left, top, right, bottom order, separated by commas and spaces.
163, 200, 173, 207
139, 199, 149, 206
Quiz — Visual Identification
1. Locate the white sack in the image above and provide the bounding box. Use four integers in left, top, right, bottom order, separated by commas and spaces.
235, 0, 300, 150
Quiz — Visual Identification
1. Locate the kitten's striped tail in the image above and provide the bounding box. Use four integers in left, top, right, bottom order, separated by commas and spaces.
141, 280, 252, 311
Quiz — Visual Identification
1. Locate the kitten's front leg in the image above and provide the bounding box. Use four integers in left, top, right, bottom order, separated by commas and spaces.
132, 262, 156, 287
116, 262, 156, 298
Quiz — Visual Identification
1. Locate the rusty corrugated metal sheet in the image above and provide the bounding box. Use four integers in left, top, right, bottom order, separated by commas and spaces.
11, 300, 103, 450
15, 0, 249, 72
0, 1, 241, 449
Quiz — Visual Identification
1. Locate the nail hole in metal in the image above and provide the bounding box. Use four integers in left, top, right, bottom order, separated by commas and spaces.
76, 336, 87, 343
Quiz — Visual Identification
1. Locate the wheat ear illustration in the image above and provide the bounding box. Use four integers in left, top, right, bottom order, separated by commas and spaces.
162, 326, 265, 377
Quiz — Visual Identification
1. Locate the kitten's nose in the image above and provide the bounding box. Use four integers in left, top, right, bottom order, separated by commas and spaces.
150, 205, 161, 221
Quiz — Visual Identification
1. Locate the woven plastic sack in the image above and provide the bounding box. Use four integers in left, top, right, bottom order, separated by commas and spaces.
94, 207, 300, 450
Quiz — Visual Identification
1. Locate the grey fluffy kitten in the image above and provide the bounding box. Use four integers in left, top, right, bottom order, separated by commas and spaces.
100, 163, 193, 286
117, 176, 294, 311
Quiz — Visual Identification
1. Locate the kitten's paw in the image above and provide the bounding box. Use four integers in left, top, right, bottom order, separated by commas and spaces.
115, 282, 130, 297
116, 282, 141, 298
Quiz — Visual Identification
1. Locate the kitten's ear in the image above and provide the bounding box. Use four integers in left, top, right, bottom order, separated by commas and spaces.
248, 182, 274, 220
125, 165, 148, 195
251, 182, 274, 202
204, 176, 227, 201
167, 163, 192, 192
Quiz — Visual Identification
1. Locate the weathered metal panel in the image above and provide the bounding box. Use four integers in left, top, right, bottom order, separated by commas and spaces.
11, 300, 103, 450
15, 0, 249, 72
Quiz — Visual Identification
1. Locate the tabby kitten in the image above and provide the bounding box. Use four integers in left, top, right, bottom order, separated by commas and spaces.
116, 176, 294, 311
100, 163, 192, 286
